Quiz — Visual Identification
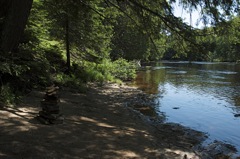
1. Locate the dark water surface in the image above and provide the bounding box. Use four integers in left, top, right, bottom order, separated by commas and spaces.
133, 61, 240, 154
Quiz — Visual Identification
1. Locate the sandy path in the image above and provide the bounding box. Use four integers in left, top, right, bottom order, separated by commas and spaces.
0, 83, 203, 159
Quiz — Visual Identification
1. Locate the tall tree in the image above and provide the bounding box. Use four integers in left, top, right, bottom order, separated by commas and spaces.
44, 0, 115, 70
0, 0, 33, 53
1, 0, 240, 58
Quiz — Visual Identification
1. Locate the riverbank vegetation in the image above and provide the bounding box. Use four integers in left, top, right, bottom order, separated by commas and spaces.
0, 0, 240, 104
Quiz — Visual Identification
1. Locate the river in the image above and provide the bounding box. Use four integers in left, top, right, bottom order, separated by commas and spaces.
133, 61, 240, 155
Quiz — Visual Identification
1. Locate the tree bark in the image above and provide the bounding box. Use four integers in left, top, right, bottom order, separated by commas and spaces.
0, 0, 11, 18
65, 12, 71, 73
0, 0, 33, 53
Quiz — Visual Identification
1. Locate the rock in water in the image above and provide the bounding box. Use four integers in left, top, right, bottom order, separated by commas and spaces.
198, 140, 237, 158
234, 114, 240, 117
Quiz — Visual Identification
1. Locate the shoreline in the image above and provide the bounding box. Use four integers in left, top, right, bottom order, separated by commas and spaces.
122, 83, 239, 159
0, 83, 238, 159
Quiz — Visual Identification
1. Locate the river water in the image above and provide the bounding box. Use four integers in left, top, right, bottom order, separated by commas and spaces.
133, 61, 240, 154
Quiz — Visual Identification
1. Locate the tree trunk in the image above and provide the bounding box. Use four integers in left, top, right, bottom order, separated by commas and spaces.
0, 0, 11, 18
0, 0, 33, 53
65, 12, 71, 74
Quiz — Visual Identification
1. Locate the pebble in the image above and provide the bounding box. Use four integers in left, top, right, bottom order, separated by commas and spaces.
234, 114, 240, 117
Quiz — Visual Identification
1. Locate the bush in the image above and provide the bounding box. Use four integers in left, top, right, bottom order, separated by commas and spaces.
72, 58, 137, 83
0, 84, 19, 105
54, 73, 87, 92
111, 58, 137, 81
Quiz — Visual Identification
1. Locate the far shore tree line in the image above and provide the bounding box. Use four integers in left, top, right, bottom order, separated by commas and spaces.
0, 0, 240, 104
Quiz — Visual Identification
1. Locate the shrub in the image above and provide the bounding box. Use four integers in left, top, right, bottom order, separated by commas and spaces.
0, 84, 18, 105
54, 73, 87, 92
71, 58, 137, 84
111, 58, 137, 81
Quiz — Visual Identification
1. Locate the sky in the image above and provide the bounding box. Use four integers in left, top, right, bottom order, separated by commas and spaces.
172, 1, 205, 28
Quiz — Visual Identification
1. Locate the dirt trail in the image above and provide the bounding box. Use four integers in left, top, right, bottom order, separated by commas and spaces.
0, 83, 215, 159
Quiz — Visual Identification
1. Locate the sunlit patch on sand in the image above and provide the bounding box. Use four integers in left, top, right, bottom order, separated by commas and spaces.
165, 148, 200, 159
0, 152, 8, 158
115, 150, 140, 158
80, 116, 115, 128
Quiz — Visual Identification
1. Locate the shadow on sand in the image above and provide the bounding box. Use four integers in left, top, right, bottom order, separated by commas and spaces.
0, 84, 237, 159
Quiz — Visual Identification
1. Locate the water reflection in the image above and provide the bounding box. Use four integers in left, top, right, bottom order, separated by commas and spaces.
133, 61, 240, 154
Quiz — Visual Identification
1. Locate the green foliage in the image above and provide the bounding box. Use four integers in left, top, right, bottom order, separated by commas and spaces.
44, 0, 114, 66
180, 16, 240, 62
111, 58, 137, 81
53, 58, 136, 89
0, 46, 50, 104
54, 73, 87, 92
110, 16, 150, 60
2, 0, 240, 105
71, 58, 137, 83
0, 0, 57, 104
213, 17, 240, 62
0, 59, 29, 77
0, 84, 17, 105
